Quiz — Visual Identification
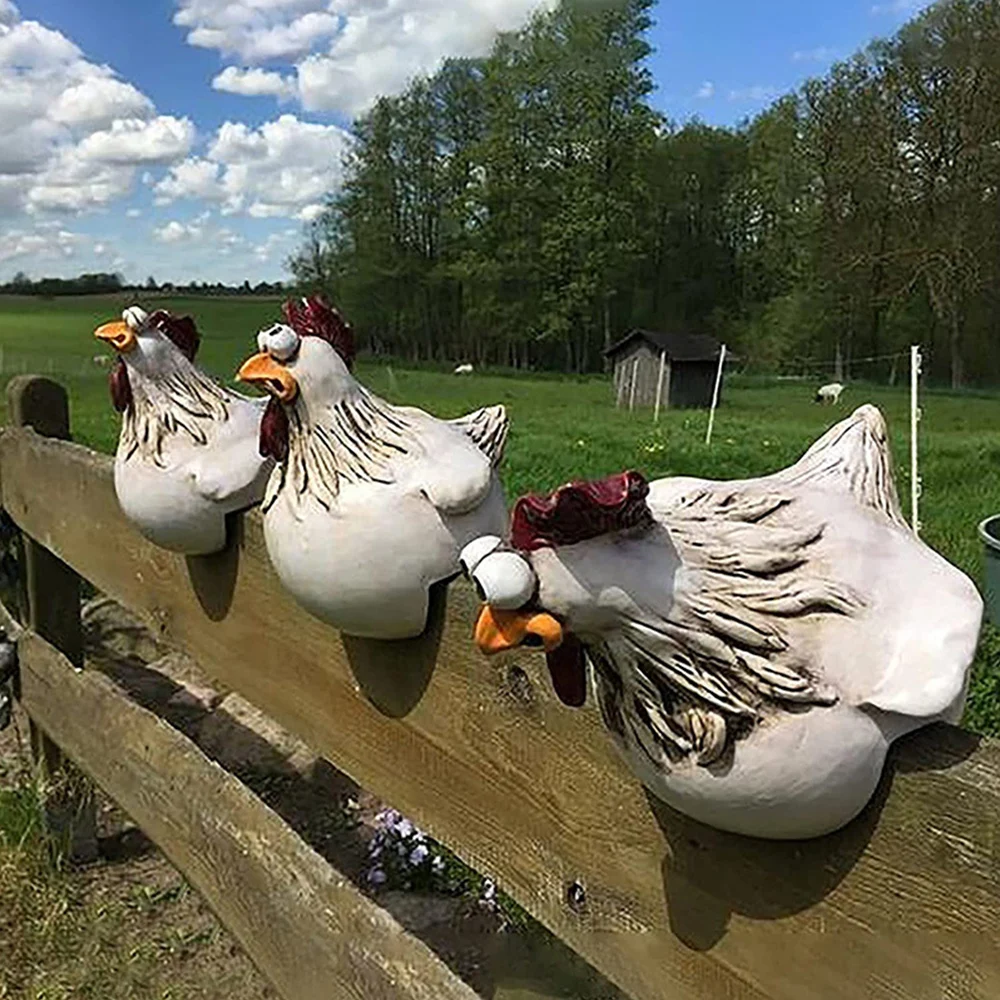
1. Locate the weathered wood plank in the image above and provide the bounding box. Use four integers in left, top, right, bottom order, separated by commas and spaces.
6, 377, 97, 862
3, 427, 1000, 1000
15, 624, 480, 1000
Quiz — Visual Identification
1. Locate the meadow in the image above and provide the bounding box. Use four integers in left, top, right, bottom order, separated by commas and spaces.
1, 291, 998, 736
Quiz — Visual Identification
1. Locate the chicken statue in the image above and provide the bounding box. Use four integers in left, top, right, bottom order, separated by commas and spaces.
94, 305, 273, 554
461, 405, 982, 839
236, 296, 509, 640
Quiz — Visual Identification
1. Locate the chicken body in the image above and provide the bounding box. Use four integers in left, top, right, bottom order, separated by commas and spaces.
468, 406, 982, 838
99, 307, 272, 554
242, 333, 508, 639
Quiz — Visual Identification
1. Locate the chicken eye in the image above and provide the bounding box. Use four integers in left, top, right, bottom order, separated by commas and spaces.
458, 535, 503, 578
471, 551, 536, 610
266, 324, 300, 362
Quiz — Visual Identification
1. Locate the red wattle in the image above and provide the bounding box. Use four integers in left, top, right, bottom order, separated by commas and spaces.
545, 634, 587, 707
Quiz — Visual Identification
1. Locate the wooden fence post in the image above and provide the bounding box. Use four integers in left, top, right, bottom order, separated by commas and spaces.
6, 375, 98, 863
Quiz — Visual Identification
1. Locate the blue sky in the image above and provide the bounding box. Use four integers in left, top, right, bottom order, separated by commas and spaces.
0, 0, 932, 286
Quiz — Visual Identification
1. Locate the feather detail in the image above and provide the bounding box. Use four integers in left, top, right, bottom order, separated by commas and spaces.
449, 404, 509, 467
267, 388, 418, 514
117, 363, 230, 467
772, 404, 906, 527
590, 483, 863, 772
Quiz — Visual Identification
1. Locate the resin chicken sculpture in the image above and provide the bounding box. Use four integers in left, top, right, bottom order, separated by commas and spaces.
461, 405, 982, 839
237, 296, 509, 639
95, 305, 273, 554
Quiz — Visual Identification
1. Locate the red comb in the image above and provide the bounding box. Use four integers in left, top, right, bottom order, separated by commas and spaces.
148, 309, 200, 361
281, 295, 355, 370
510, 470, 654, 551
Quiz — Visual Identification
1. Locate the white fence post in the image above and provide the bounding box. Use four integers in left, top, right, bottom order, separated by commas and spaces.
653, 350, 666, 423
910, 345, 922, 537
705, 344, 727, 446
628, 357, 639, 412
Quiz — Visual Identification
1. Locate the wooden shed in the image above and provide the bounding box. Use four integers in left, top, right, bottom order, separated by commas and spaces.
606, 328, 724, 410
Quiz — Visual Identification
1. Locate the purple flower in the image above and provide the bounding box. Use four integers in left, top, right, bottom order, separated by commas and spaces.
409, 844, 429, 865
375, 808, 401, 828
367, 867, 387, 886
393, 818, 414, 838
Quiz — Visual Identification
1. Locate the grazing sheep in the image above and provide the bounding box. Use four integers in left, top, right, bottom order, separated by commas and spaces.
454, 363, 474, 374
815, 382, 844, 405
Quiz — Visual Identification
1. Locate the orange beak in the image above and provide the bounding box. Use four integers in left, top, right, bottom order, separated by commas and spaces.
473, 606, 564, 655
94, 320, 137, 353
237, 352, 298, 404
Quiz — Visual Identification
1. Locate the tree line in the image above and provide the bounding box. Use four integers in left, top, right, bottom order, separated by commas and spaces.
291, 0, 1000, 387
1, 272, 127, 297
0, 272, 287, 298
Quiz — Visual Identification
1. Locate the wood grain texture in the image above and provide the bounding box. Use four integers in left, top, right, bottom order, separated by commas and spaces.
3, 427, 1000, 1000
6, 378, 96, 862
15, 625, 480, 1000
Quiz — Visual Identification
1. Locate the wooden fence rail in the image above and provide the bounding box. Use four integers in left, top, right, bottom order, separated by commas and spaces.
2, 375, 1000, 1000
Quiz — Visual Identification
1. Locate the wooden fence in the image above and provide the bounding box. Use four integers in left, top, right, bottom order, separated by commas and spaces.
2, 374, 999, 1000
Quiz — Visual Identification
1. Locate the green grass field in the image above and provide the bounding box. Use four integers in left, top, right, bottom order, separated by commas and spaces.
1, 293, 998, 734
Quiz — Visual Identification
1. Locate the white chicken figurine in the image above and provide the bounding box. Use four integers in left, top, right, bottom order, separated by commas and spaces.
461, 405, 982, 839
236, 295, 509, 639
94, 305, 273, 555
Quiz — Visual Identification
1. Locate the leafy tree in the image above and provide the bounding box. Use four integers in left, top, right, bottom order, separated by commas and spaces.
288, 0, 1000, 385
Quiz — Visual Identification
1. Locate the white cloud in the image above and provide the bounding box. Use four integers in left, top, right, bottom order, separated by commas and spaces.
0, 226, 80, 264
0, 7, 188, 218
0, 18, 80, 67
728, 85, 780, 103
0, 0, 19, 28
251, 228, 297, 262
153, 219, 204, 244
76, 116, 195, 165
155, 113, 348, 221
152, 216, 268, 268
298, 202, 325, 222
154, 157, 223, 203
25, 145, 136, 212
176, 4, 340, 62
125, 207, 142, 217
173, 0, 556, 117
213, 65, 296, 100
51, 76, 154, 128
792, 46, 838, 63
695, 81, 714, 100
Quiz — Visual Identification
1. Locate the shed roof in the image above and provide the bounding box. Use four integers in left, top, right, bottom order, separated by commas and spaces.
604, 328, 722, 363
